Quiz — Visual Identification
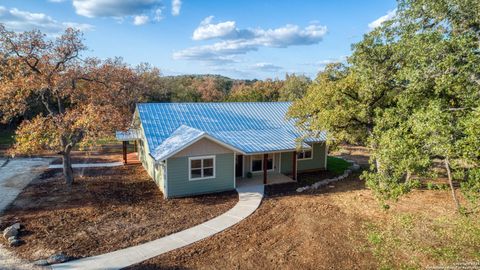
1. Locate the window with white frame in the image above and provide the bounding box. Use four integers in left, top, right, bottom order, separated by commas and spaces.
251, 154, 273, 172
189, 156, 215, 180
297, 149, 312, 160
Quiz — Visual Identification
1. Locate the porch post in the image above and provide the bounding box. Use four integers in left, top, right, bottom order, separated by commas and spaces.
123, 141, 127, 165
292, 151, 297, 181
263, 153, 268, 185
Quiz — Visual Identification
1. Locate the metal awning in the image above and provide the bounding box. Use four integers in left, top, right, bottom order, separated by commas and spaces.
115, 129, 140, 141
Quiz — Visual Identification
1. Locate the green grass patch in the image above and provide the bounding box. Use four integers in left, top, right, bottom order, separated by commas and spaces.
361, 213, 480, 269
327, 156, 351, 174
0, 129, 15, 146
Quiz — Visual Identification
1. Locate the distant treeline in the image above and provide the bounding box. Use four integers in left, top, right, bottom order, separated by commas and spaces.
137, 64, 311, 103
1, 59, 311, 128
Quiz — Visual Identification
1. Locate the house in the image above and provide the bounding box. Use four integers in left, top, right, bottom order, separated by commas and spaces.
116, 102, 327, 198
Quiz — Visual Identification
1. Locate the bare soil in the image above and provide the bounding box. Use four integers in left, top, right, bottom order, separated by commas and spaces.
265, 169, 338, 196
128, 173, 479, 270
49, 143, 133, 164
49, 152, 123, 164
331, 144, 370, 167
127, 147, 480, 270
128, 173, 376, 270
0, 164, 238, 261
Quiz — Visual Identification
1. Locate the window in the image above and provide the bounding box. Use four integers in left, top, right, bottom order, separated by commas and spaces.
298, 149, 313, 160
251, 154, 274, 172
189, 156, 215, 180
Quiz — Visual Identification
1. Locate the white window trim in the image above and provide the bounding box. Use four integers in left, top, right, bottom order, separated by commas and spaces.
297, 148, 313, 161
250, 154, 275, 173
188, 155, 216, 181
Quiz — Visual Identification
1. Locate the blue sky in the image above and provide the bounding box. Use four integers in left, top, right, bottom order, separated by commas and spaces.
0, 0, 397, 79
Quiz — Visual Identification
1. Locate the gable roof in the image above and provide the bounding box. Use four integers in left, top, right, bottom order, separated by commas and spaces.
137, 102, 326, 160
151, 125, 244, 161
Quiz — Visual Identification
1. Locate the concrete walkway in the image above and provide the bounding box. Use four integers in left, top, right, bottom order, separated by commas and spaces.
0, 158, 51, 214
0, 157, 52, 270
48, 162, 123, 169
51, 179, 264, 270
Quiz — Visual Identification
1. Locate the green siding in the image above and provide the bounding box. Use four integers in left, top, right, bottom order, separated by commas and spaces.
166, 153, 235, 198
281, 143, 326, 174
298, 143, 327, 171
280, 152, 293, 174
137, 116, 165, 193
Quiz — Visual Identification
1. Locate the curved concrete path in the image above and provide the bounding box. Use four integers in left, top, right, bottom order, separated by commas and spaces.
51, 179, 263, 270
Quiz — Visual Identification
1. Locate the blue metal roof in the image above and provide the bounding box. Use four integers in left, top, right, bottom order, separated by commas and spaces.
137, 102, 326, 160
151, 125, 205, 161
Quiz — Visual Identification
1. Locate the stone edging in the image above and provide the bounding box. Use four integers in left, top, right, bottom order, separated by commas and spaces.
296, 158, 361, 193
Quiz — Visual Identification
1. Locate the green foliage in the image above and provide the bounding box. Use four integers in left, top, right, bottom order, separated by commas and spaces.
427, 183, 449, 190
362, 213, 480, 269
326, 156, 351, 174
364, 170, 421, 202
461, 168, 480, 205
288, 64, 379, 145
290, 0, 480, 208
0, 128, 14, 146
139, 72, 309, 103
278, 73, 311, 101
227, 79, 284, 102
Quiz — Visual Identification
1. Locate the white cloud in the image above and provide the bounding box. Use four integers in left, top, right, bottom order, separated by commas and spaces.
0, 6, 93, 35
133, 15, 149, 25
171, 0, 181, 16
305, 56, 348, 67
72, 0, 161, 18
210, 66, 255, 79
175, 18, 328, 63
154, 8, 163, 21
368, 9, 396, 29
193, 16, 237, 40
253, 63, 282, 72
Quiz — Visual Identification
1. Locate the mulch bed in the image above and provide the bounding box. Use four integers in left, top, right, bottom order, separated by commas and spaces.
0, 165, 238, 262
265, 170, 340, 197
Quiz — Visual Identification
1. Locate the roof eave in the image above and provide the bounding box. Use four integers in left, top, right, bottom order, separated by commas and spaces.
152, 133, 246, 162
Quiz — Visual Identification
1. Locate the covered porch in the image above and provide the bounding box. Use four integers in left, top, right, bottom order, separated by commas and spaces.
116, 129, 140, 165
235, 150, 298, 186
236, 172, 295, 186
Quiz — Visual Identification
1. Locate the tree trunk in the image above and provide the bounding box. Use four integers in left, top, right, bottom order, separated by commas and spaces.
405, 170, 411, 183
62, 152, 74, 186
444, 157, 461, 212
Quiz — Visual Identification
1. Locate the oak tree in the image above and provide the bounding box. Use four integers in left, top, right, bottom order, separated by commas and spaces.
289, 0, 480, 211
0, 25, 144, 185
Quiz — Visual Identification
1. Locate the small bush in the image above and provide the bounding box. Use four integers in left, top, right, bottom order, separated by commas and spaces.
327, 156, 351, 174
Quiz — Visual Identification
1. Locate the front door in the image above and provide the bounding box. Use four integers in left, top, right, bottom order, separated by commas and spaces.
235, 155, 243, 177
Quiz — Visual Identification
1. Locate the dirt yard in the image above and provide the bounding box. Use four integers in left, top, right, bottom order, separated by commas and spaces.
127, 148, 480, 270
49, 144, 131, 164
127, 173, 479, 270
0, 164, 238, 262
